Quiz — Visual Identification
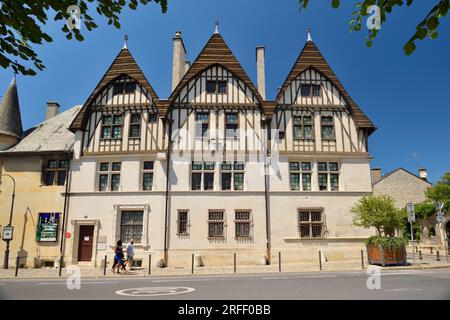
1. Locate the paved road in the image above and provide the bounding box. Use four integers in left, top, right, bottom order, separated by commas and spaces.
0, 268, 449, 300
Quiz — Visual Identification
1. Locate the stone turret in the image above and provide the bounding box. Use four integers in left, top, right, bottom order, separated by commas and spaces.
0, 76, 23, 150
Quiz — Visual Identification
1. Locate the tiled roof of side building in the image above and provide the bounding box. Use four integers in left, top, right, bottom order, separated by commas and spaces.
0, 105, 82, 155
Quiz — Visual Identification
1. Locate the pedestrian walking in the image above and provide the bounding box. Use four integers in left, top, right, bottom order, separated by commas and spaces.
112, 240, 126, 274
126, 239, 134, 270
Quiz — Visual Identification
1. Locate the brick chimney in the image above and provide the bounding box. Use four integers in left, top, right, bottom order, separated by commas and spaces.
45, 101, 60, 120
171, 31, 187, 91
371, 168, 382, 184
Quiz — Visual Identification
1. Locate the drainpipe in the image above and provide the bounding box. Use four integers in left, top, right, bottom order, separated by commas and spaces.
263, 117, 272, 264
163, 114, 174, 267
59, 154, 72, 271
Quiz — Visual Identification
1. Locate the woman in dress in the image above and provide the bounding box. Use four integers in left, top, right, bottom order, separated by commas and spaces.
113, 240, 126, 273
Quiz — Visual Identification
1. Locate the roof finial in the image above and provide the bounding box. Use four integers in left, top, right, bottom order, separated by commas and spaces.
214, 18, 219, 34
11, 61, 17, 86
123, 34, 128, 50
307, 26, 312, 42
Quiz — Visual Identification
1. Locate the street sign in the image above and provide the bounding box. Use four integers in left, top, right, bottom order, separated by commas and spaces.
437, 211, 445, 224
2, 225, 14, 241
406, 202, 415, 223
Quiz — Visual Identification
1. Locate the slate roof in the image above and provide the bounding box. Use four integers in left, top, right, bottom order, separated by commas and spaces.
0, 105, 81, 155
0, 77, 23, 139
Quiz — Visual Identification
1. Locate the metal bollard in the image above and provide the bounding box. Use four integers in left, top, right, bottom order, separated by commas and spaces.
191, 253, 194, 274
148, 254, 152, 275
278, 252, 281, 272
233, 253, 236, 273
437, 251, 440, 261
419, 251, 423, 260
430, 247, 433, 254
319, 251, 322, 271
104, 255, 107, 275
14, 256, 19, 277
361, 250, 365, 269
59, 256, 63, 277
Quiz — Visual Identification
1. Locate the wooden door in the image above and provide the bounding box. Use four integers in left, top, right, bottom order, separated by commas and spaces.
78, 225, 94, 261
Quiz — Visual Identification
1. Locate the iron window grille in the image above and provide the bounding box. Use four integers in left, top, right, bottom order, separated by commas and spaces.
235, 210, 252, 239
298, 209, 324, 239
120, 210, 144, 243
177, 210, 189, 236
208, 210, 225, 239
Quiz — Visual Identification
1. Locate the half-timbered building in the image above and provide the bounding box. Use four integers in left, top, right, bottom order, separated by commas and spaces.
64, 26, 376, 268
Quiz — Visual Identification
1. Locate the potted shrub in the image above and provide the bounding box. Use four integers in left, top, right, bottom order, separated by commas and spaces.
352, 195, 407, 266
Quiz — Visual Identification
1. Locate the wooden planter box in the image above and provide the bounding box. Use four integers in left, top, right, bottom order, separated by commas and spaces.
367, 244, 407, 266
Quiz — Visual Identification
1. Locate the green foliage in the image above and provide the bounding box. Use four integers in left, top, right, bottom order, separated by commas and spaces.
366, 235, 407, 250
0, 0, 167, 76
298, 0, 449, 55
402, 221, 421, 241
352, 194, 405, 236
425, 172, 450, 205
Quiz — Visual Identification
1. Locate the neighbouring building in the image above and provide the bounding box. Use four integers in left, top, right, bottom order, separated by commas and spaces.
63, 25, 376, 269
372, 167, 431, 208
372, 167, 449, 250
0, 76, 80, 267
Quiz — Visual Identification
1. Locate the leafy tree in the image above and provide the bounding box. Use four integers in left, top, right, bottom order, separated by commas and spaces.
352, 194, 405, 236
298, 0, 449, 55
425, 172, 450, 206
0, 0, 167, 75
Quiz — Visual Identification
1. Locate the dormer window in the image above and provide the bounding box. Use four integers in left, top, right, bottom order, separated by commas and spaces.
301, 84, 321, 97
206, 81, 216, 93
113, 81, 137, 96
206, 80, 228, 94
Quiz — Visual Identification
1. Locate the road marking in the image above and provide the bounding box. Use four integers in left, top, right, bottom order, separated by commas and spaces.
152, 278, 228, 283
38, 281, 119, 285
262, 277, 290, 280
115, 286, 195, 297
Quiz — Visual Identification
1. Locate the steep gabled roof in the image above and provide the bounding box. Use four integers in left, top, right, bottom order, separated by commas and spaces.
0, 76, 23, 138
70, 47, 159, 131
0, 105, 81, 155
168, 33, 264, 108
275, 39, 375, 133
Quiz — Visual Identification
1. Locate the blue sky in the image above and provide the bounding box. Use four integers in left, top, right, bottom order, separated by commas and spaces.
0, 0, 449, 183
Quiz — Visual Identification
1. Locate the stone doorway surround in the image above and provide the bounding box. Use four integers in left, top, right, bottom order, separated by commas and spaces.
69, 219, 101, 267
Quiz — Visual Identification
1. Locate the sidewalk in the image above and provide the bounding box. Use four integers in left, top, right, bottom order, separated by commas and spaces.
1, 257, 449, 280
